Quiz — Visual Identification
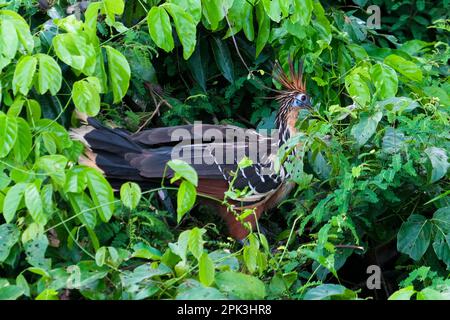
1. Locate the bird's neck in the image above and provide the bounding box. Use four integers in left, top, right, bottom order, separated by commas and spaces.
276, 106, 299, 146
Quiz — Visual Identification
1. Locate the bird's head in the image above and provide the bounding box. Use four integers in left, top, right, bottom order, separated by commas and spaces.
273, 59, 312, 111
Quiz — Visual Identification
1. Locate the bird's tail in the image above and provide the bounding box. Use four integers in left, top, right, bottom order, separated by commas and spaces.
69, 112, 146, 187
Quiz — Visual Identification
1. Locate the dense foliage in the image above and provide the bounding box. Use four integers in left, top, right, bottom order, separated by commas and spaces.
0, 0, 449, 300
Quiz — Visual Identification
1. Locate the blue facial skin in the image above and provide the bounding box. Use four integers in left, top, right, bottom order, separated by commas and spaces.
292, 93, 311, 108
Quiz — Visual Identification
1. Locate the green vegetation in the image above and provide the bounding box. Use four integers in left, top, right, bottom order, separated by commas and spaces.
0, 0, 449, 300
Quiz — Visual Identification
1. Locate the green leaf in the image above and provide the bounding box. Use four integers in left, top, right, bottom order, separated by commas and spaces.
2, 183, 27, 223
0, 112, 18, 158
417, 288, 447, 300
210, 36, 234, 83
85, 169, 115, 222
397, 214, 432, 261
303, 284, 357, 300
255, 3, 270, 57
188, 227, 205, 260
34, 54, 62, 95
147, 6, 174, 53
24, 183, 45, 226
35, 155, 68, 187
291, 0, 314, 25
25, 234, 51, 270
104, 45, 131, 103
102, 0, 124, 24
388, 286, 416, 300
345, 69, 371, 106
168, 0, 202, 23
176, 280, 226, 299
199, 253, 215, 286
384, 54, 423, 82
163, 3, 197, 59
262, 0, 282, 23
215, 271, 266, 299
120, 182, 142, 210
68, 193, 97, 230
350, 111, 382, 146
370, 63, 398, 99
168, 159, 198, 186
53, 33, 96, 75
424, 147, 449, 183
0, 285, 23, 300
0, 10, 34, 54
0, 19, 18, 60
13, 118, 32, 162
95, 247, 107, 267
0, 224, 20, 262
72, 77, 101, 116
177, 180, 196, 222
201, 0, 233, 30
12, 55, 37, 96
35, 289, 58, 300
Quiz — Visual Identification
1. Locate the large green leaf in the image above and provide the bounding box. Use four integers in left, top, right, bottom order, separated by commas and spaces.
0, 19, 18, 61
176, 180, 196, 222
188, 227, 205, 260
24, 183, 45, 226
262, 0, 283, 23
424, 147, 449, 183
0, 112, 18, 158
0, 10, 34, 54
2, 182, 27, 223
35, 155, 68, 187
345, 69, 371, 106
12, 55, 37, 96
370, 63, 398, 99
12, 118, 32, 163
215, 271, 266, 299
291, 0, 314, 25
168, 159, 198, 186
24, 234, 51, 269
85, 169, 115, 222
169, 0, 202, 23
53, 33, 96, 75
201, 0, 233, 30
303, 284, 357, 300
104, 45, 131, 103
397, 214, 432, 261
384, 54, 423, 82
35, 54, 62, 95
120, 182, 142, 210
199, 253, 215, 286
350, 111, 382, 146
163, 3, 197, 59
147, 6, 174, 53
0, 224, 20, 262
72, 77, 101, 116
0, 285, 24, 300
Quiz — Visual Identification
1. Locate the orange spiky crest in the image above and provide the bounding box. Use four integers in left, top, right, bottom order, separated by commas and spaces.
273, 58, 306, 96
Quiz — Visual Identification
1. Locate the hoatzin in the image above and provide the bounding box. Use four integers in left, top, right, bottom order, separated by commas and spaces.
70, 60, 311, 241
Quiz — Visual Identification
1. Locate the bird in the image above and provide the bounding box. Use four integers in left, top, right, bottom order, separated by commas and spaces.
70, 59, 312, 241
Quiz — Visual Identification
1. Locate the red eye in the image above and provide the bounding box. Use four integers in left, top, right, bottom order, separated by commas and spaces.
301, 94, 307, 101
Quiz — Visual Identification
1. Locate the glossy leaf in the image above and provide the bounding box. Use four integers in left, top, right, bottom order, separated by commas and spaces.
147, 6, 174, 53
0, 112, 18, 158
397, 214, 432, 261
163, 3, 197, 59
12, 55, 37, 96
35, 54, 62, 95
104, 45, 131, 103
120, 182, 142, 210
85, 169, 115, 222
176, 180, 196, 223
